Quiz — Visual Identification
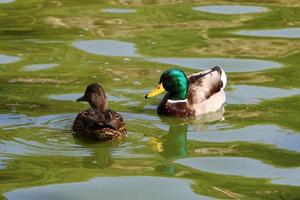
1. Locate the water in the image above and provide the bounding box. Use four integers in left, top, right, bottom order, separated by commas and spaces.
23, 64, 58, 71
235, 28, 300, 38
188, 125, 300, 152
5, 177, 213, 200
192, 5, 267, 15
176, 157, 300, 186
1, 0, 300, 199
101, 8, 137, 14
226, 85, 300, 104
146, 57, 281, 72
0, 0, 13, 3
0, 54, 20, 64
73, 40, 139, 57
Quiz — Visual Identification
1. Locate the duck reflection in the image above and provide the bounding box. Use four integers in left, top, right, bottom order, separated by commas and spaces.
74, 138, 122, 169
153, 108, 225, 175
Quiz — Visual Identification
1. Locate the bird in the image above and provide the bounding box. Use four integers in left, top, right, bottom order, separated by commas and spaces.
145, 66, 227, 117
72, 83, 127, 140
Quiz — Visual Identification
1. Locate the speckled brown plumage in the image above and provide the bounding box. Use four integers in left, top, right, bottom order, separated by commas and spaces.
72, 109, 126, 140
72, 83, 127, 140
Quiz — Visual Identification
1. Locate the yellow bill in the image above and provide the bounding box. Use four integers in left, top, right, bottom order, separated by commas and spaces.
145, 83, 165, 98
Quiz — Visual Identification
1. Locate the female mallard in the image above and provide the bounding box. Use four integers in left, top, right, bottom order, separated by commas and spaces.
72, 83, 127, 140
145, 66, 227, 117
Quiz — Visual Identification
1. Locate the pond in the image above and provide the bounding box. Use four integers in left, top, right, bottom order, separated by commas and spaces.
1, 0, 300, 199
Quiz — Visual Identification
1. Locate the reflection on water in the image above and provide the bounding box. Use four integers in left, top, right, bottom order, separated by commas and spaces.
101, 8, 137, 14
5, 176, 213, 200
23, 64, 58, 71
73, 40, 139, 57
153, 110, 224, 175
176, 157, 300, 186
72, 40, 282, 73
188, 125, 300, 152
226, 85, 300, 104
146, 57, 281, 72
0, 0, 13, 3
0, 54, 20, 64
192, 5, 267, 15
235, 28, 300, 38
74, 138, 113, 169
153, 124, 188, 175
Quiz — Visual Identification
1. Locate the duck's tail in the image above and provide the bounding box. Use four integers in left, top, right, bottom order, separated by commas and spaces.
210, 66, 227, 90
220, 67, 227, 90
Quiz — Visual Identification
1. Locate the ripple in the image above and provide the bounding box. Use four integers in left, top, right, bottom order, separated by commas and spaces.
193, 5, 267, 15
226, 85, 300, 104
0, 114, 33, 127
0, 137, 90, 157
23, 63, 58, 71
176, 157, 300, 186
0, 156, 9, 169
235, 28, 300, 38
73, 40, 139, 57
0, 54, 20, 64
101, 8, 137, 14
5, 176, 213, 200
188, 125, 300, 152
0, 113, 75, 130
146, 57, 281, 72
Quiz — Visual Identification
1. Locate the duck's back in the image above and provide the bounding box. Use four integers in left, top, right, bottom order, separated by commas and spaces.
187, 66, 226, 115
72, 109, 127, 140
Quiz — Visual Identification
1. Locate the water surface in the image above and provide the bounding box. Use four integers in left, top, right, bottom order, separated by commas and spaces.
193, 5, 267, 15
0, 0, 13, 3
146, 57, 281, 72
176, 157, 300, 186
101, 8, 137, 14
226, 85, 300, 104
1, 0, 300, 199
73, 40, 139, 57
23, 64, 58, 71
5, 176, 212, 200
0, 54, 20, 64
235, 28, 300, 38
188, 125, 300, 152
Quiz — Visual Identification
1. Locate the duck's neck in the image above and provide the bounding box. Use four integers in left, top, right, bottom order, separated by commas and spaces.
168, 81, 188, 100
89, 99, 107, 111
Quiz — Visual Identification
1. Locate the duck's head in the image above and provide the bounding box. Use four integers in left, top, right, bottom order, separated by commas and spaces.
76, 83, 108, 110
145, 69, 188, 100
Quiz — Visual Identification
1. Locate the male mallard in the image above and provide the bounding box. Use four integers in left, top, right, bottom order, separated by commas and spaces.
145, 66, 227, 117
72, 83, 127, 140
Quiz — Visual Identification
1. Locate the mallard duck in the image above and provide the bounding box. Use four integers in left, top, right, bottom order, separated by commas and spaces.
72, 83, 127, 140
145, 66, 227, 117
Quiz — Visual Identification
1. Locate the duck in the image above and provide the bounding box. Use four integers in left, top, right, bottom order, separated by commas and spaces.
145, 66, 227, 117
72, 83, 127, 140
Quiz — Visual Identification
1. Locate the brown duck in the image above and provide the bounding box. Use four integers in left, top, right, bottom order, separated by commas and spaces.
72, 83, 126, 140
145, 66, 227, 117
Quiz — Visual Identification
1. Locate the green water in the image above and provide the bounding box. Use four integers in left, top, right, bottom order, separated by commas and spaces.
0, 0, 300, 199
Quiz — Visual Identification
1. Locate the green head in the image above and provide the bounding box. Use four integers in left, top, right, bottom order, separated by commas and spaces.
159, 69, 188, 100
